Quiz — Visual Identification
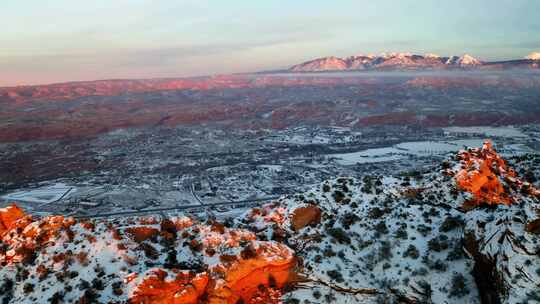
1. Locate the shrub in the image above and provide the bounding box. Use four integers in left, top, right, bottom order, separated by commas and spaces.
394, 225, 408, 239
403, 244, 420, 259
322, 184, 331, 192
374, 221, 389, 236
446, 240, 464, 261
332, 190, 345, 203
368, 207, 386, 219
340, 213, 360, 229
416, 280, 433, 301
412, 267, 428, 276
378, 241, 393, 261
426, 258, 448, 272
449, 273, 469, 297
440, 216, 464, 232
23, 283, 34, 294
428, 235, 450, 252
327, 228, 351, 244
416, 224, 432, 237
327, 270, 344, 283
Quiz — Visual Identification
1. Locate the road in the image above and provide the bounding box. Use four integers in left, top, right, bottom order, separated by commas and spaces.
190, 181, 216, 218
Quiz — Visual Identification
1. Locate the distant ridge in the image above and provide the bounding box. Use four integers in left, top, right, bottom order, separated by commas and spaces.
290, 52, 540, 72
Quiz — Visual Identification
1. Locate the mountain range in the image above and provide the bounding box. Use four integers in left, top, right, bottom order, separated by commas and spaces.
290, 52, 540, 72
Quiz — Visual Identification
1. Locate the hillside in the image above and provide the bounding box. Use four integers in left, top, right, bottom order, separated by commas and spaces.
1, 142, 539, 303
2, 73, 540, 144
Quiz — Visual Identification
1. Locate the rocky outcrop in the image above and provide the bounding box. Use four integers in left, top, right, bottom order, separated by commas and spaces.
454, 143, 540, 303
129, 270, 208, 304
452, 141, 539, 208
0, 210, 297, 303
235, 145, 540, 303
291, 205, 321, 231
0, 204, 25, 234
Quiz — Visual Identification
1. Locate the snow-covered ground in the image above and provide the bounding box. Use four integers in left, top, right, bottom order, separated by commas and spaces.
262, 127, 361, 145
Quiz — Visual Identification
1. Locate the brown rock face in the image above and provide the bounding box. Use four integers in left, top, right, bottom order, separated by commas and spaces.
464, 233, 504, 304
291, 205, 322, 231
526, 218, 540, 234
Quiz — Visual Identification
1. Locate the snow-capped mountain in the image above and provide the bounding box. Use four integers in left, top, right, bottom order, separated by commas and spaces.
289, 56, 349, 72
526, 52, 540, 60
289, 52, 539, 72
1, 142, 539, 303
445, 54, 482, 66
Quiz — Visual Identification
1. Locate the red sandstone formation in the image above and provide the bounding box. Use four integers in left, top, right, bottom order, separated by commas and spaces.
0, 204, 297, 303
127, 224, 296, 304
207, 243, 294, 304
454, 141, 539, 207
129, 270, 209, 304
0, 204, 25, 234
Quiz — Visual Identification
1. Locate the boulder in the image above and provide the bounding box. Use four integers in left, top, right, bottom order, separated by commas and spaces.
291, 205, 321, 231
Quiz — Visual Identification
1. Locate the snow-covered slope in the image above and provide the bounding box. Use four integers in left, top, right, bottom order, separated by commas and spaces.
1, 142, 539, 303
290, 57, 349, 72
235, 141, 540, 303
446, 54, 482, 67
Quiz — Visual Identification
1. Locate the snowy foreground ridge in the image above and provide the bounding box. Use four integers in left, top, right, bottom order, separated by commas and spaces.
1, 142, 539, 303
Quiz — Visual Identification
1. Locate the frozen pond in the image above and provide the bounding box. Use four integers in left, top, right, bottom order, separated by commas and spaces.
2, 183, 75, 205
443, 126, 526, 138
331, 139, 486, 165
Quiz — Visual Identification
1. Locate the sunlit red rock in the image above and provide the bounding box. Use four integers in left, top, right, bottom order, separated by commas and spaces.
0, 211, 77, 264
207, 242, 295, 304
130, 269, 209, 304
454, 141, 539, 208
0, 204, 25, 234
248, 203, 288, 226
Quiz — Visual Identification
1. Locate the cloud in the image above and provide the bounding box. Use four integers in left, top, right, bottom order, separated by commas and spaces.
0, 28, 331, 86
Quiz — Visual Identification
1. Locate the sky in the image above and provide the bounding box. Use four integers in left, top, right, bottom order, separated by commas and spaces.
1, 0, 540, 86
